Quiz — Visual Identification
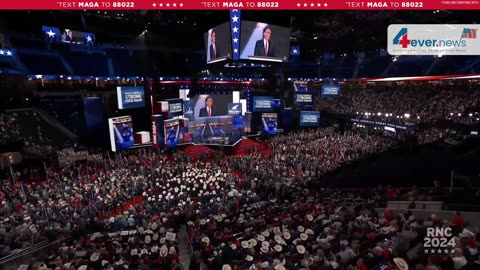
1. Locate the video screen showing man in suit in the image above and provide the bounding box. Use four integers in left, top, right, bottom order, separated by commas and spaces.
61, 29, 85, 44
240, 21, 291, 62
254, 26, 276, 57
209, 30, 221, 59
63, 29, 73, 42
204, 22, 232, 63
199, 96, 216, 117
194, 94, 233, 118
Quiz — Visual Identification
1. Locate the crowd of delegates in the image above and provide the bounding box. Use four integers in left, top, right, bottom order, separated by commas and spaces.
187, 188, 479, 270
413, 128, 452, 145
0, 111, 56, 154
56, 148, 104, 167
0, 112, 21, 144
0, 128, 478, 270
229, 128, 396, 188
315, 83, 480, 126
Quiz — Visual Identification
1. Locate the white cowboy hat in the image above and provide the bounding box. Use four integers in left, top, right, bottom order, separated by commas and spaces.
145, 236, 151, 244
274, 245, 282, 252
393, 258, 409, 270
222, 265, 232, 270
90, 252, 100, 262
274, 235, 284, 244
300, 233, 308, 241
160, 245, 168, 257
296, 245, 306, 254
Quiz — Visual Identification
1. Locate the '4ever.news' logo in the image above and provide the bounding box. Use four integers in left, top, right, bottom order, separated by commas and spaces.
392, 28, 411, 48
388, 25, 480, 56
423, 227, 456, 254
392, 27, 474, 49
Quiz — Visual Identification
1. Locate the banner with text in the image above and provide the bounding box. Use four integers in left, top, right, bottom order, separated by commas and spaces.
4, 1, 480, 10
351, 118, 412, 130
294, 91, 314, 106
321, 85, 341, 98
253, 96, 274, 112
151, 114, 165, 148
300, 111, 321, 127
167, 98, 184, 119
117, 86, 145, 110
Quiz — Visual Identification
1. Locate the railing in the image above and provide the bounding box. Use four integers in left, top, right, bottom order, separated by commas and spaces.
0, 236, 70, 270
32, 107, 78, 140
387, 201, 443, 211
0, 240, 48, 265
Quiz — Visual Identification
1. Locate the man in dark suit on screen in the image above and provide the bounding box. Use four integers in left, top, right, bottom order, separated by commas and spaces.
199, 96, 217, 117
209, 30, 221, 60
254, 26, 276, 57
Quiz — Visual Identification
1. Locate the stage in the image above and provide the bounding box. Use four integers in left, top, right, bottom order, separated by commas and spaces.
176, 135, 269, 159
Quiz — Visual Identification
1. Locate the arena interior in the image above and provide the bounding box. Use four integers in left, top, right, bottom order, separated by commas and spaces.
0, 10, 479, 270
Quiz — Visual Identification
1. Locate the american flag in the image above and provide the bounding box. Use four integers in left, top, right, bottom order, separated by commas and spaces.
461, 28, 477, 39
230, 10, 241, 60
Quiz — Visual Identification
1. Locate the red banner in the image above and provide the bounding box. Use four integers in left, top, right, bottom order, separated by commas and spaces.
0, 0, 479, 9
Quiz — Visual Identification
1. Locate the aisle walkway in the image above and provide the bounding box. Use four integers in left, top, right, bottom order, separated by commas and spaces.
177, 225, 192, 269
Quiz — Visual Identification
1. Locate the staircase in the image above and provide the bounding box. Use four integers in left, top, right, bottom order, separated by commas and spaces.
232, 138, 268, 157
183, 144, 213, 160
177, 225, 192, 269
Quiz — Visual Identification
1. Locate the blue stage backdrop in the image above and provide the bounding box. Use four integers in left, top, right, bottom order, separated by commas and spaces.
84, 97, 107, 144
283, 108, 293, 131
183, 100, 194, 120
